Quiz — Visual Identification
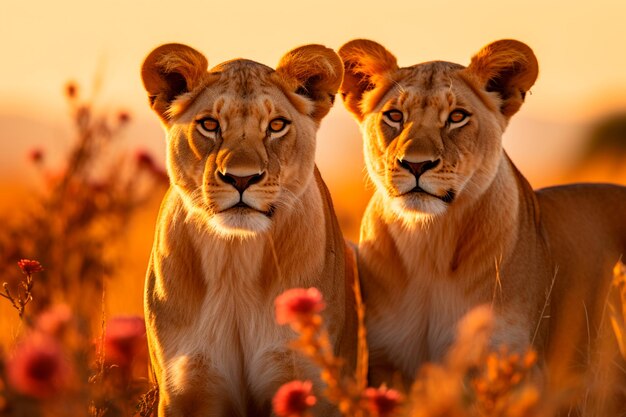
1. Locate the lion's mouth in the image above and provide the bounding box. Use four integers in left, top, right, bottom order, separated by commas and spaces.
224, 201, 275, 218
403, 186, 456, 204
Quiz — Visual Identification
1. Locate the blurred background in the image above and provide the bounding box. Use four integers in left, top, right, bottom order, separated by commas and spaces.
1, 0, 626, 325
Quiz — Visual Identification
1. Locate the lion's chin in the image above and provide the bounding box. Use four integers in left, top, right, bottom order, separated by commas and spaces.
390, 193, 448, 225
209, 210, 272, 239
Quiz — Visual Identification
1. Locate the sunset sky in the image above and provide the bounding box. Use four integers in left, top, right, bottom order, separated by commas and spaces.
2, 0, 626, 186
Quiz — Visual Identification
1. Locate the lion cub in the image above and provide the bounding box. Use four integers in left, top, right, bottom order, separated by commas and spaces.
339, 39, 626, 402
141, 43, 357, 416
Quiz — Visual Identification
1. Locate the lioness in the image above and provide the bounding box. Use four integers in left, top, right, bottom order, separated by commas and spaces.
141, 43, 357, 416
338, 39, 626, 402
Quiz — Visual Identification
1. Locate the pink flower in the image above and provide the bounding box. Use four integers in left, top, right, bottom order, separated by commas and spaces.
275, 288, 326, 327
7, 335, 71, 399
35, 304, 72, 336
363, 386, 402, 417
104, 316, 147, 368
17, 259, 44, 275
272, 380, 317, 417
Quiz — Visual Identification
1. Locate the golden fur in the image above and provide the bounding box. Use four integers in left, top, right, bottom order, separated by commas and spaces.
141, 43, 357, 417
339, 39, 626, 407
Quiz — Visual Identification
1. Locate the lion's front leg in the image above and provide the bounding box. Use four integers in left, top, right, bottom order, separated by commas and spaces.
158, 389, 234, 417
246, 348, 342, 417
157, 354, 241, 417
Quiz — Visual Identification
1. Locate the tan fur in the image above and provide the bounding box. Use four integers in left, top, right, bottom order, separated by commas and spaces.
339, 39, 626, 408
141, 43, 357, 417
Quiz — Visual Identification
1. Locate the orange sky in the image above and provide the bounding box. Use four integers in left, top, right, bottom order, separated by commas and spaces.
2, 0, 626, 185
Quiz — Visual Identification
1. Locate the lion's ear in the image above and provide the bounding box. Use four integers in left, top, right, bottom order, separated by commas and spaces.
338, 39, 398, 121
466, 39, 538, 118
141, 43, 208, 121
275, 45, 344, 121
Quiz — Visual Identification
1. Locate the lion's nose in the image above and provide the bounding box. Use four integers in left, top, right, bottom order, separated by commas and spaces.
398, 158, 440, 179
218, 171, 265, 194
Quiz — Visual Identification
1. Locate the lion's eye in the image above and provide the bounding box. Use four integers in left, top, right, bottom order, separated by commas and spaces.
196, 117, 220, 138
447, 109, 471, 128
269, 118, 288, 132
382, 110, 404, 128
268, 117, 291, 139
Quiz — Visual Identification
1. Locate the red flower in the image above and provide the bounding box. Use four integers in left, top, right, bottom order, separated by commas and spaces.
104, 316, 147, 368
275, 288, 326, 327
17, 259, 44, 275
272, 380, 317, 417
28, 149, 44, 164
135, 150, 156, 169
65, 82, 77, 99
363, 385, 402, 417
7, 335, 71, 399
117, 111, 131, 124
135, 150, 169, 183
36, 304, 72, 337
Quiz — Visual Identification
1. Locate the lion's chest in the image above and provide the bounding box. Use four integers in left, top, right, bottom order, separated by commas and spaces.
163, 241, 294, 413
368, 266, 471, 377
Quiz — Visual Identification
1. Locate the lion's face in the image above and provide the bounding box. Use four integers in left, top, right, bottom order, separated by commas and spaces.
359, 63, 505, 221
142, 44, 343, 238
166, 62, 320, 237
339, 39, 538, 224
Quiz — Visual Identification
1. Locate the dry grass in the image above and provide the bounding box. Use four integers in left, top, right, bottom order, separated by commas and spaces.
274, 262, 626, 417
274, 294, 545, 417
609, 261, 626, 359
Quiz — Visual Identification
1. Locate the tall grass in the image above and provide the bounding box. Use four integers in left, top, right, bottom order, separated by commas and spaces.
0, 82, 166, 416
272, 261, 626, 417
